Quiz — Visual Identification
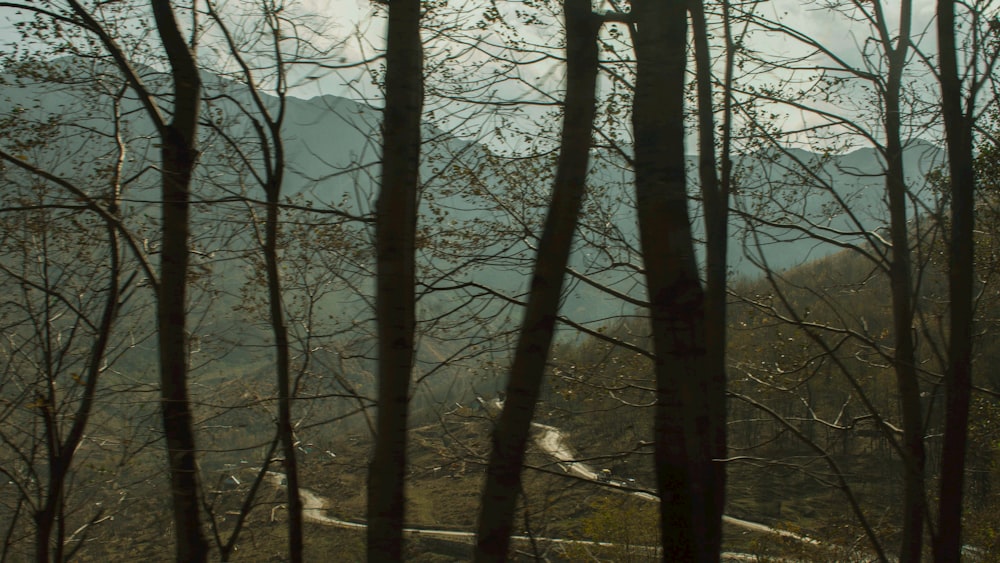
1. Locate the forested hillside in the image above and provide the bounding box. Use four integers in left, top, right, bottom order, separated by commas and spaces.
1, 0, 997, 561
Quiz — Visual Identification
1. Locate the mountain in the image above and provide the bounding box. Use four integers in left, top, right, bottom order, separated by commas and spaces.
723, 139, 946, 274
1, 58, 967, 563
0, 60, 946, 387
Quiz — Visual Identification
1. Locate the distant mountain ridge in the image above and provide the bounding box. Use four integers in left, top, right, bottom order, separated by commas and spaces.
1, 61, 946, 356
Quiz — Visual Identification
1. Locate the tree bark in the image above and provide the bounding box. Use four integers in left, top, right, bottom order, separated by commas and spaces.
473, 2, 599, 560
367, 0, 423, 559
265, 150, 303, 563
689, 0, 728, 553
935, 0, 976, 558
149, 2, 208, 561
873, 2, 927, 559
633, 1, 721, 560
201, 4, 302, 557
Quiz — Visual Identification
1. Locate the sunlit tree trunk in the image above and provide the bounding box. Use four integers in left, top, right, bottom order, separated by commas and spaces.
473, 2, 599, 560
367, 0, 423, 559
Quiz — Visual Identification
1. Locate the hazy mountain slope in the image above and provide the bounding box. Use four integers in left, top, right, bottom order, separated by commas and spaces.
1, 62, 945, 383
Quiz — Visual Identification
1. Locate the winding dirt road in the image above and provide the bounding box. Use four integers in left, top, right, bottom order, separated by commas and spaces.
530, 423, 818, 546
263, 422, 818, 554
265, 471, 770, 561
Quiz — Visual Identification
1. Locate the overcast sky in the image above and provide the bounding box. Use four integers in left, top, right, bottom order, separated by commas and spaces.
0, 0, 969, 151
276, 0, 949, 151
0, 1, 943, 99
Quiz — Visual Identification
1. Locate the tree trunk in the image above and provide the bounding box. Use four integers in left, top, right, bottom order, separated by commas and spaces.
935, 0, 976, 558
266, 177, 303, 562
633, 1, 721, 560
150, 2, 208, 561
34, 219, 121, 562
689, 0, 728, 553
200, 4, 302, 557
473, 3, 599, 561
367, 0, 423, 559
877, 3, 927, 559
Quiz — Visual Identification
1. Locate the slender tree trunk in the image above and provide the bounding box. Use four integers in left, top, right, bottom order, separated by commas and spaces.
201, 4, 302, 557
35, 355, 63, 563
265, 177, 303, 563
150, 2, 208, 560
876, 3, 927, 559
34, 511, 54, 563
886, 116, 927, 563
35, 274, 59, 558
935, 0, 976, 558
34, 221, 121, 563
689, 0, 728, 553
633, 1, 719, 560
259, 54, 303, 563
473, 3, 599, 560
367, 0, 423, 559
886, 128, 926, 563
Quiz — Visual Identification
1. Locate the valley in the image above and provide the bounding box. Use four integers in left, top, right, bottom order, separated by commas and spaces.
2, 3, 998, 558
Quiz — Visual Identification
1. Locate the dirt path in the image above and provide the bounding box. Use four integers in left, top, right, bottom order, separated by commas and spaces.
262, 424, 818, 552
530, 423, 819, 546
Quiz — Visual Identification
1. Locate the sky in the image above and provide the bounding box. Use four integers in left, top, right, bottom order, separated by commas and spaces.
282, 0, 947, 133
0, 0, 979, 152
0, 1, 943, 89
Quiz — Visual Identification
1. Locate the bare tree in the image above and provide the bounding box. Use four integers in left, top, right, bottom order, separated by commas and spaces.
473, 2, 600, 560
59, 0, 209, 558
876, 3, 928, 559
719, 0, 992, 557
201, 2, 304, 558
143, 3, 208, 559
690, 0, 733, 552
0, 0, 210, 557
632, 0, 724, 558
0, 73, 150, 561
